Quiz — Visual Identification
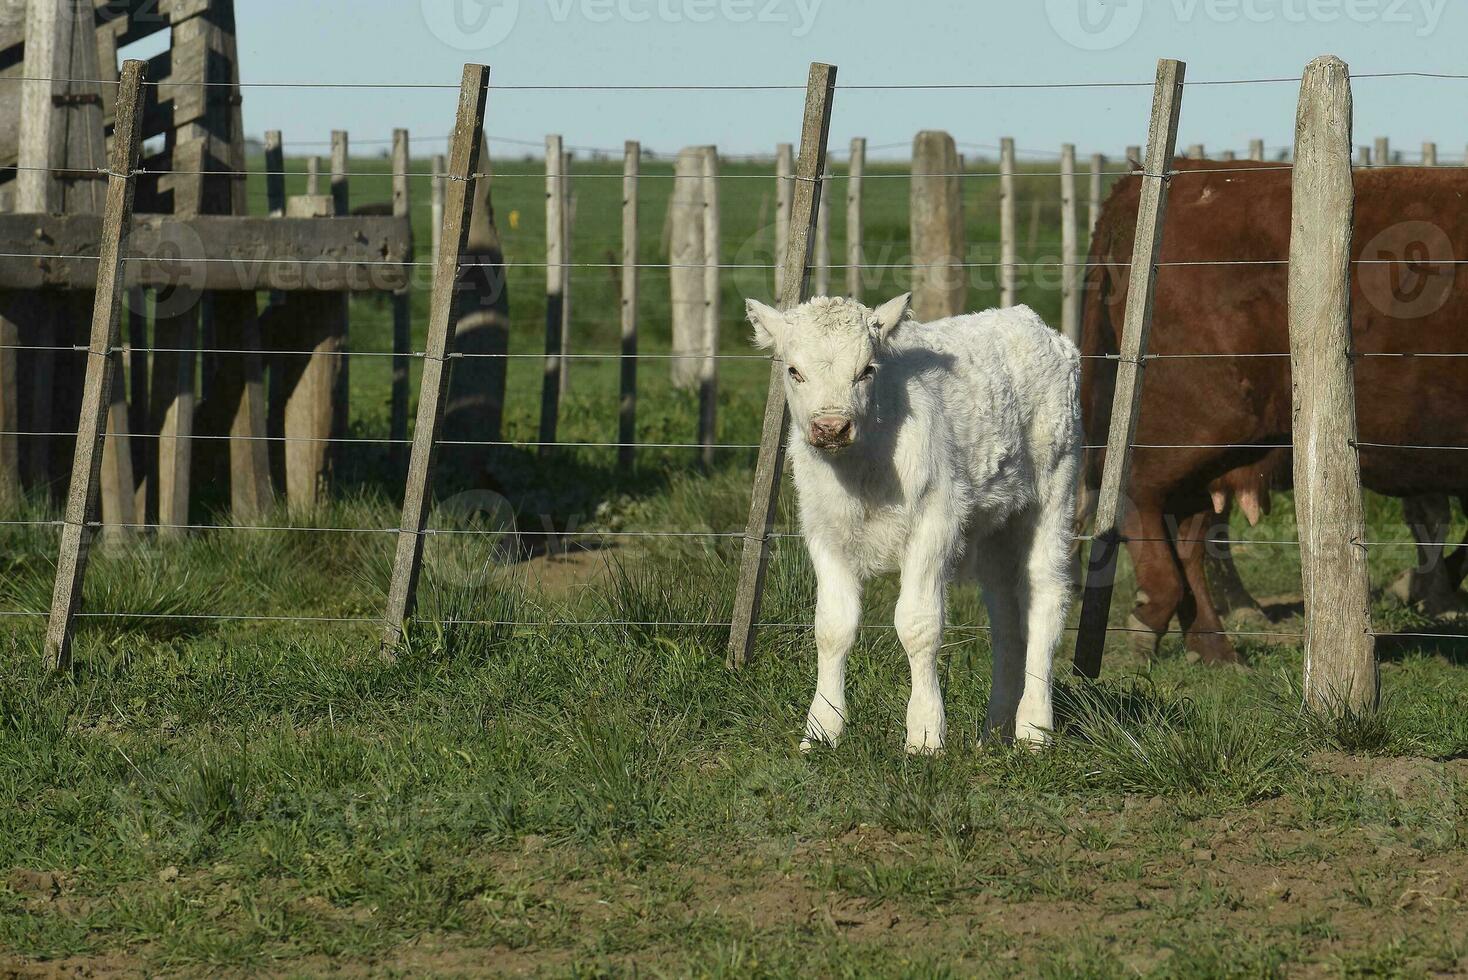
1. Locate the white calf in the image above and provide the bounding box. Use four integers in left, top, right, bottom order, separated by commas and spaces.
747, 293, 1081, 752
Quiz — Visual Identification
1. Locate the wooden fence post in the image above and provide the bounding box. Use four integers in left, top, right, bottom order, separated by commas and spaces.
670, 146, 706, 389
1126, 145, 1142, 166
381, 64, 492, 654
1222, 150, 1236, 161
538, 135, 565, 453
1073, 58, 1187, 679
727, 62, 838, 670
1060, 143, 1080, 344
774, 142, 793, 296
1088, 152, 1104, 236
1289, 55, 1377, 714
559, 149, 574, 399
432, 153, 446, 267
813, 160, 831, 296
264, 132, 286, 216
1249, 138, 1265, 161
1188, 143, 1205, 159
910, 130, 965, 321
306, 156, 321, 196
330, 131, 351, 452
390, 129, 412, 475
619, 140, 641, 471
1374, 136, 1390, 166
43, 60, 146, 671
846, 137, 865, 300
1000, 137, 1017, 307
1422, 141, 1438, 167
1357, 146, 1372, 168
699, 145, 721, 469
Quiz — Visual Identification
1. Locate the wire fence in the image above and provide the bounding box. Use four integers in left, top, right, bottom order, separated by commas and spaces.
4, 65, 1468, 661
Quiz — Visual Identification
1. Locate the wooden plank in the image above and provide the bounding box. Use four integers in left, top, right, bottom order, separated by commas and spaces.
381, 63, 492, 654
618, 140, 640, 471
43, 59, 146, 671
999, 137, 1017, 307
390, 129, 411, 475
699, 145, 720, 469
774, 142, 793, 296
846, 137, 865, 300
0, 214, 414, 291
538, 134, 564, 453
1073, 58, 1186, 679
910, 130, 965, 321
1289, 55, 1376, 714
727, 62, 837, 670
1060, 143, 1079, 344
17, 0, 74, 212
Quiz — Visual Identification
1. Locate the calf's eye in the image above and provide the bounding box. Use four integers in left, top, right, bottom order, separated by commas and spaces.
855, 365, 875, 383
788, 366, 806, 383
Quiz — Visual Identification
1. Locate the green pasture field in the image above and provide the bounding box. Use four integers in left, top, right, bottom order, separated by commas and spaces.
0, 153, 1465, 976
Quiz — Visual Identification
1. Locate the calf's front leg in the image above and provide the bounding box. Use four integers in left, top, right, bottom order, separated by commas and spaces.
896, 541, 948, 754
804, 542, 861, 750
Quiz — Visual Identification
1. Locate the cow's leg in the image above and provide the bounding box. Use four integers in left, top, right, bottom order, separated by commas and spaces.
1389, 495, 1462, 615
1206, 534, 1268, 625
1125, 505, 1187, 656
803, 540, 862, 750
973, 524, 1028, 741
1016, 496, 1076, 746
1174, 509, 1244, 665
895, 533, 949, 755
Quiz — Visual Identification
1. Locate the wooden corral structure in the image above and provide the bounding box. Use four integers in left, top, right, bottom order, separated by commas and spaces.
0, 0, 419, 533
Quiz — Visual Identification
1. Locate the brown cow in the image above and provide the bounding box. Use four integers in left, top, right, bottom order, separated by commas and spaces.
1082, 159, 1468, 665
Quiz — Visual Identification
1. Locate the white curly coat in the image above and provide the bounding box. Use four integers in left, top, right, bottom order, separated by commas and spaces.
747, 293, 1082, 752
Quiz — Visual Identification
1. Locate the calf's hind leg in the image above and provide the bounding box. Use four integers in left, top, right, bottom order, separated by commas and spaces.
1016, 503, 1075, 745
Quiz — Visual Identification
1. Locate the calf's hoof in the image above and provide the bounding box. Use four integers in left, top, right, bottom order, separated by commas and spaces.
1186, 632, 1247, 668
803, 700, 846, 751
904, 737, 944, 757
1126, 613, 1166, 658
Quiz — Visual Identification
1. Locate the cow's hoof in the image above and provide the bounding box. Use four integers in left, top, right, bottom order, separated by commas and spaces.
1014, 724, 1053, 751
904, 739, 944, 757
1126, 613, 1165, 658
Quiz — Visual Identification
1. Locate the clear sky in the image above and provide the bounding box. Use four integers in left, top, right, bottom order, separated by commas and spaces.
200, 0, 1464, 162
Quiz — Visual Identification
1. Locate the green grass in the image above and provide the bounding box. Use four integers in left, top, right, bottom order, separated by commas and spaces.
1, 154, 1466, 975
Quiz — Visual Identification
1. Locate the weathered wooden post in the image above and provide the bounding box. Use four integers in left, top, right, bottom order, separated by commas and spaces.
846, 137, 866, 300
1289, 55, 1377, 714
1060, 143, 1080, 345
1249, 138, 1265, 161
699, 145, 721, 469
619, 140, 641, 471
910, 130, 965, 321
1073, 59, 1186, 679
1357, 146, 1372, 168
1188, 143, 1205, 159
774, 142, 793, 296
1126, 145, 1142, 167
1088, 152, 1104, 236
1222, 150, 1236, 161
390, 129, 412, 474
381, 63, 492, 655
445, 134, 512, 469
1374, 136, 1390, 166
559, 149, 574, 399
670, 146, 706, 389
813, 160, 831, 296
1000, 137, 1017, 307
1422, 141, 1438, 167
329, 131, 351, 450
264, 132, 287, 217
539, 134, 565, 453
306, 156, 321, 195
727, 63, 837, 670
43, 59, 146, 671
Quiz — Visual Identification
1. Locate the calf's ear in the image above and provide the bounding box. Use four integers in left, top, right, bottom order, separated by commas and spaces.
872, 292, 912, 343
746, 298, 787, 352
